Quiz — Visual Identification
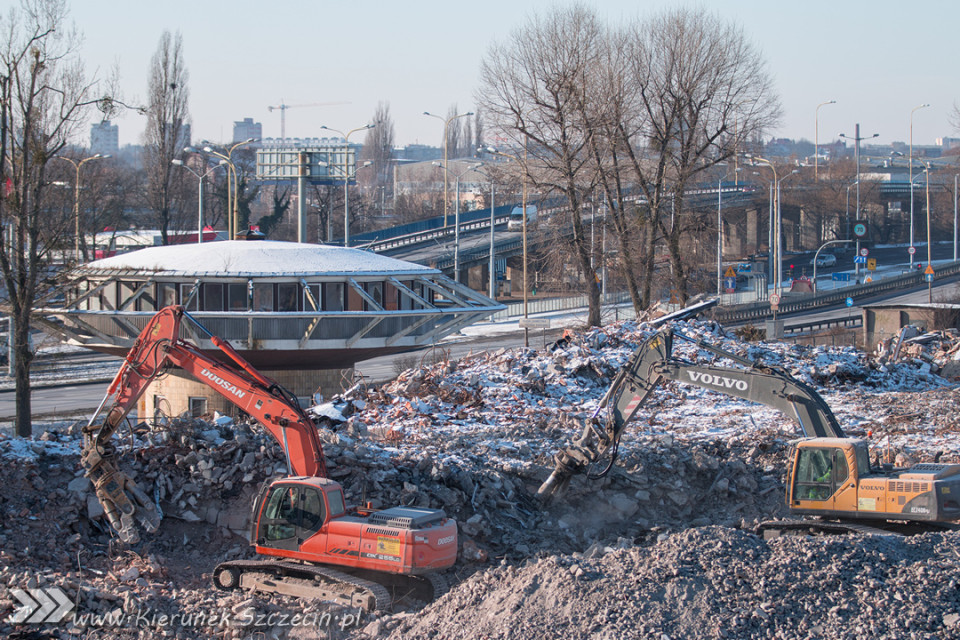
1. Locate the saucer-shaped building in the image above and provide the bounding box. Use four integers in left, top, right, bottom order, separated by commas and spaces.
43, 240, 503, 418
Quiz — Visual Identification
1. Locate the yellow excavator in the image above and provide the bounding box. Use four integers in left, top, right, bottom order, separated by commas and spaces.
538, 325, 960, 536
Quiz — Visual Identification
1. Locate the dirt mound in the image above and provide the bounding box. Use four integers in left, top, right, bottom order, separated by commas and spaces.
383, 526, 960, 640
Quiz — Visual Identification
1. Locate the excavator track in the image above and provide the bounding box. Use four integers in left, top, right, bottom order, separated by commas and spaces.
212, 559, 392, 612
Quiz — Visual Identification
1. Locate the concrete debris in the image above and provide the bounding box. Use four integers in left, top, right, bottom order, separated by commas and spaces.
0, 318, 957, 639
876, 325, 960, 380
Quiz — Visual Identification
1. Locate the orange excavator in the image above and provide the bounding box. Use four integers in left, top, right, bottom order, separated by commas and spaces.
539, 325, 960, 536
80, 306, 456, 610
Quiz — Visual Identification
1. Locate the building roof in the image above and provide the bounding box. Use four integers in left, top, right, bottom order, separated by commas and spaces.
78, 240, 439, 278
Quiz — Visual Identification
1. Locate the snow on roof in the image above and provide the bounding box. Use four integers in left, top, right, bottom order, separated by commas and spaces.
78, 240, 439, 278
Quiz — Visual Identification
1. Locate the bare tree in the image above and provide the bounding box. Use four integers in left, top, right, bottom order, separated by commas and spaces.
143, 30, 189, 245
0, 0, 98, 437
478, 5, 604, 325
359, 101, 395, 207
620, 8, 780, 305
446, 104, 463, 159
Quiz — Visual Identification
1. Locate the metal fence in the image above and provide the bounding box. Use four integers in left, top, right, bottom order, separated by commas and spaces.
492, 291, 634, 320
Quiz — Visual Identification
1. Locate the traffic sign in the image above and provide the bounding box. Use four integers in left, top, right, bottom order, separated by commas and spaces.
867, 258, 876, 271
908, 246, 916, 255
859, 248, 869, 257
924, 264, 934, 275
926, 274, 934, 283
853, 222, 868, 238
854, 256, 867, 264
519, 318, 551, 329
724, 266, 736, 278
846, 297, 854, 307
832, 272, 850, 281
769, 293, 780, 306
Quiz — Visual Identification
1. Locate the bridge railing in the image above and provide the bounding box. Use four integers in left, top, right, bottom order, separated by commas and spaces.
714, 260, 960, 325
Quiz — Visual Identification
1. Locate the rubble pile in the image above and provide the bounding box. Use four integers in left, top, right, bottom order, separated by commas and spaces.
384, 526, 960, 640
0, 319, 958, 638
876, 325, 960, 381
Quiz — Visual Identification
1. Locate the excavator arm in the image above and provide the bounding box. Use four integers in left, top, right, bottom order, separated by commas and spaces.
81, 306, 328, 543
538, 325, 845, 498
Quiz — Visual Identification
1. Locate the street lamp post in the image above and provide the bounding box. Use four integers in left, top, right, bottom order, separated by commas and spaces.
54, 153, 110, 262
172, 159, 226, 243
424, 111, 473, 228
433, 161, 482, 282
815, 100, 836, 181
748, 156, 780, 301
839, 124, 878, 271
484, 144, 530, 346
924, 162, 933, 303
321, 124, 374, 247
475, 168, 498, 299
194, 138, 257, 240
845, 180, 859, 240
909, 104, 930, 267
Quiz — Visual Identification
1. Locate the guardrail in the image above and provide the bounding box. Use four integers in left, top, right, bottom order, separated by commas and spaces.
714, 260, 960, 325
783, 313, 861, 335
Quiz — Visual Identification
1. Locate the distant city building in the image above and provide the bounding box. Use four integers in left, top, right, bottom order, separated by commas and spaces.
90, 120, 119, 155
233, 117, 262, 143
177, 123, 192, 151
937, 137, 960, 150
395, 144, 442, 163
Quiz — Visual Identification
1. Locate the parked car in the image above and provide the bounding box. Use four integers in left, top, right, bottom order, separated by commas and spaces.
811, 253, 837, 267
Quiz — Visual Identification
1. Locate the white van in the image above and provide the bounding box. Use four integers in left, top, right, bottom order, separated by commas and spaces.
507, 206, 538, 231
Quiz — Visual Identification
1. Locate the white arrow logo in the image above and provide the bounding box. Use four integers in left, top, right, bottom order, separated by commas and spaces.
8, 587, 74, 624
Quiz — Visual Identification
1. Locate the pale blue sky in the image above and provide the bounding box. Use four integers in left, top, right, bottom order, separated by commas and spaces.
68, 0, 959, 149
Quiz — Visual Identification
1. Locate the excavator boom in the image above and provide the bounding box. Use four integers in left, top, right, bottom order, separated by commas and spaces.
81, 306, 326, 543
539, 326, 844, 498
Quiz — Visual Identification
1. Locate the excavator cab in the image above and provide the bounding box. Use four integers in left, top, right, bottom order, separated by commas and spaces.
788, 439, 869, 515
251, 477, 345, 554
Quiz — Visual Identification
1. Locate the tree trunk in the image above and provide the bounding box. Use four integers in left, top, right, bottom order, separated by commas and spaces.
13, 311, 33, 438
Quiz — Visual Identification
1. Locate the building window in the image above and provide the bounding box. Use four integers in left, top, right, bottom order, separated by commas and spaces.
364, 281, 383, 310
303, 284, 320, 310
228, 283, 248, 311
158, 283, 177, 308
203, 283, 224, 311
188, 397, 208, 418
252, 283, 274, 311
138, 285, 156, 312
180, 283, 199, 311
324, 282, 344, 311
277, 283, 299, 312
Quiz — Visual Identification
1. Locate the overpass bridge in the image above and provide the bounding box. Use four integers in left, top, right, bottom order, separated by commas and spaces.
348, 184, 769, 296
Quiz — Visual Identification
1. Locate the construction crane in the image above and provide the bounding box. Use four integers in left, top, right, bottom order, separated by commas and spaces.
267, 101, 350, 141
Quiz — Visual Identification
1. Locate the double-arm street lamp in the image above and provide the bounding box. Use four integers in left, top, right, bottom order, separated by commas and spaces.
321, 124, 374, 247
54, 153, 110, 262
189, 138, 257, 240
839, 124, 879, 257
172, 158, 227, 243
424, 110, 473, 228
433, 161, 483, 282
